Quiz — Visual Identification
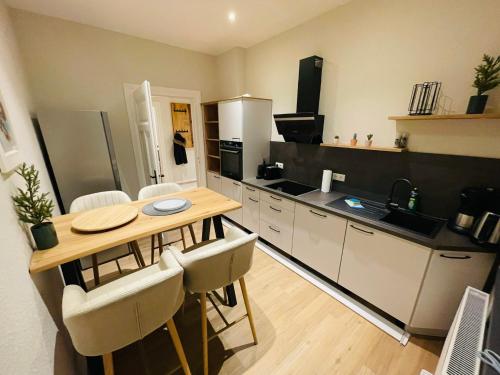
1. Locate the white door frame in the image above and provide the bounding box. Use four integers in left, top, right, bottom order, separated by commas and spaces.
124, 83, 206, 189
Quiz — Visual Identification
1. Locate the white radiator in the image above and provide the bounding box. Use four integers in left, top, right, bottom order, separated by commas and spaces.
429, 286, 490, 375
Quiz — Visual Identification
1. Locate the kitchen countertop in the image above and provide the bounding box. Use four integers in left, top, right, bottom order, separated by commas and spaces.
242, 177, 494, 252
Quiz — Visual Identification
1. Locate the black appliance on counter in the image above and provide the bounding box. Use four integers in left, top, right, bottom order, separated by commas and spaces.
274, 56, 325, 144
256, 160, 269, 179
263, 165, 283, 180
449, 187, 490, 234
220, 140, 243, 181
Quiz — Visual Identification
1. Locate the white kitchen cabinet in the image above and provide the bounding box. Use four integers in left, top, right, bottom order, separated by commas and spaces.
259, 195, 295, 254
409, 250, 495, 334
218, 100, 243, 142
206, 171, 221, 193
338, 221, 431, 323
221, 176, 242, 224
292, 204, 347, 282
242, 185, 260, 233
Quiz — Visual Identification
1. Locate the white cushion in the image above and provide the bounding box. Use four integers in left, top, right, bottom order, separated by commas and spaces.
62, 251, 184, 356
170, 227, 258, 293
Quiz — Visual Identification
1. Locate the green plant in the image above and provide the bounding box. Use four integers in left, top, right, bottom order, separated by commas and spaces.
334, 135, 339, 139
12, 163, 54, 225
473, 54, 500, 95
352, 133, 357, 140
367, 134, 373, 140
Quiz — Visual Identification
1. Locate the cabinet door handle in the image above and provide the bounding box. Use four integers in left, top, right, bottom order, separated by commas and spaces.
269, 226, 280, 233
269, 205, 282, 213
310, 209, 327, 218
248, 197, 258, 203
350, 224, 374, 235
246, 187, 256, 192
270, 195, 282, 201
440, 254, 471, 260
232, 137, 241, 140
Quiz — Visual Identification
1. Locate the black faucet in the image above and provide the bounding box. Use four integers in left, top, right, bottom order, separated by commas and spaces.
386, 178, 413, 210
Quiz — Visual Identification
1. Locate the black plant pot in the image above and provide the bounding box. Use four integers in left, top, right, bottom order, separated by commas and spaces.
466, 95, 488, 114
31, 222, 59, 250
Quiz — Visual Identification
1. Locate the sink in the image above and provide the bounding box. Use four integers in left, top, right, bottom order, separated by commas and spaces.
327, 195, 444, 238
264, 180, 317, 196
380, 210, 443, 238
326, 196, 389, 220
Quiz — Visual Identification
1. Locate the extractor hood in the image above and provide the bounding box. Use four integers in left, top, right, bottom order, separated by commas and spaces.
274, 56, 324, 144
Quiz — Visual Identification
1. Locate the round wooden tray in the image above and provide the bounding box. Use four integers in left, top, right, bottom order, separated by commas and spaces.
72, 205, 139, 232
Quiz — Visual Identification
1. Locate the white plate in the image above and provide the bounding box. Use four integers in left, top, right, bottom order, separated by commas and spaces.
153, 198, 187, 212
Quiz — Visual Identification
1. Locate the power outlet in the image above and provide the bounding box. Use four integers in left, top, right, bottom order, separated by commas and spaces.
275, 162, 284, 169
332, 172, 346, 182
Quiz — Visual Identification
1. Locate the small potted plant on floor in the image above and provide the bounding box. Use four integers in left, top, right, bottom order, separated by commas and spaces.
333, 135, 340, 145
12, 163, 58, 250
350, 133, 358, 146
467, 54, 500, 114
365, 134, 373, 147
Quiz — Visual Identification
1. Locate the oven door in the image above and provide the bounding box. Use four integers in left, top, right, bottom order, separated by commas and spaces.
220, 145, 243, 181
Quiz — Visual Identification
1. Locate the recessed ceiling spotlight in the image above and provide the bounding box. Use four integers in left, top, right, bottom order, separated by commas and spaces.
228, 11, 236, 23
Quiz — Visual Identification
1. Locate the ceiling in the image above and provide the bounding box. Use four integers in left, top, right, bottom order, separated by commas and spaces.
6, 0, 348, 55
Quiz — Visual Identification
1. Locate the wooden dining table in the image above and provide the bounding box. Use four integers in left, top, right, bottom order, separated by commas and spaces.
30, 187, 242, 305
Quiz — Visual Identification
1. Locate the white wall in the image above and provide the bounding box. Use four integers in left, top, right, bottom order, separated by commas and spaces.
245, 0, 500, 158
216, 47, 247, 99
10, 9, 220, 197
0, 1, 77, 374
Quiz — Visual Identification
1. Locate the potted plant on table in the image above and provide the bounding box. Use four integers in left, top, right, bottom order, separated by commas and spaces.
365, 134, 373, 147
333, 135, 340, 145
12, 163, 58, 250
467, 54, 500, 114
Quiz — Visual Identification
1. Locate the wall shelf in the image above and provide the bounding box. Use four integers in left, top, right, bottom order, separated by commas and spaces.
321, 143, 407, 153
388, 113, 500, 121
205, 120, 219, 124
206, 138, 219, 142
207, 154, 220, 159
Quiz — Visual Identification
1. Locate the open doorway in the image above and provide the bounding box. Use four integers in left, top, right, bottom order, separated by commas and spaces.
124, 82, 206, 192
152, 96, 197, 189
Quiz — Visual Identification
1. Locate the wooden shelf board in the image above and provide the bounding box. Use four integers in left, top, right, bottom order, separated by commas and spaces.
205, 120, 219, 124
207, 154, 220, 159
321, 143, 407, 153
206, 138, 219, 142
388, 113, 500, 121
207, 168, 220, 173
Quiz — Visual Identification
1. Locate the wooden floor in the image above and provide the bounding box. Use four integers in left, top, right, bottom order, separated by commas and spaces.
83, 221, 443, 375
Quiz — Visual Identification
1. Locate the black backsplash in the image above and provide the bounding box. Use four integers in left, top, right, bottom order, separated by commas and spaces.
269, 141, 500, 219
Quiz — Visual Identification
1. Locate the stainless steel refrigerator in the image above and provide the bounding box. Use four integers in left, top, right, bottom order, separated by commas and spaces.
35, 109, 121, 214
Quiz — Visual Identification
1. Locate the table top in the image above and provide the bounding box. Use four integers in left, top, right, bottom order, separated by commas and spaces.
30, 188, 241, 273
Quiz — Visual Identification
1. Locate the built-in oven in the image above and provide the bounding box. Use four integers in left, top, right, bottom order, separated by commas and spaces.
220, 140, 243, 181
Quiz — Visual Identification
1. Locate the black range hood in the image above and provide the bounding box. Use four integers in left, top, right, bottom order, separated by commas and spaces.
274, 56, 324, 144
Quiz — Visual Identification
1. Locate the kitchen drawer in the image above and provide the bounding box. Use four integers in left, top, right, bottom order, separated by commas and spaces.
242, 189, 260, 233
221, 177, 242, 224
259, 200, 295, 231
338, 221, 431, 323
260, 191, 295, 212
243, 184, 259, 200
225, 208, 242, 225
259, 218, 293, 254
292, 204, 347, 282
206, 171, 221, 193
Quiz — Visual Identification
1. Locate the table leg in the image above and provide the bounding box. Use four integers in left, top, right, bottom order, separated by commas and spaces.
212, 215, 237, 307
202, 218, 211, 241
